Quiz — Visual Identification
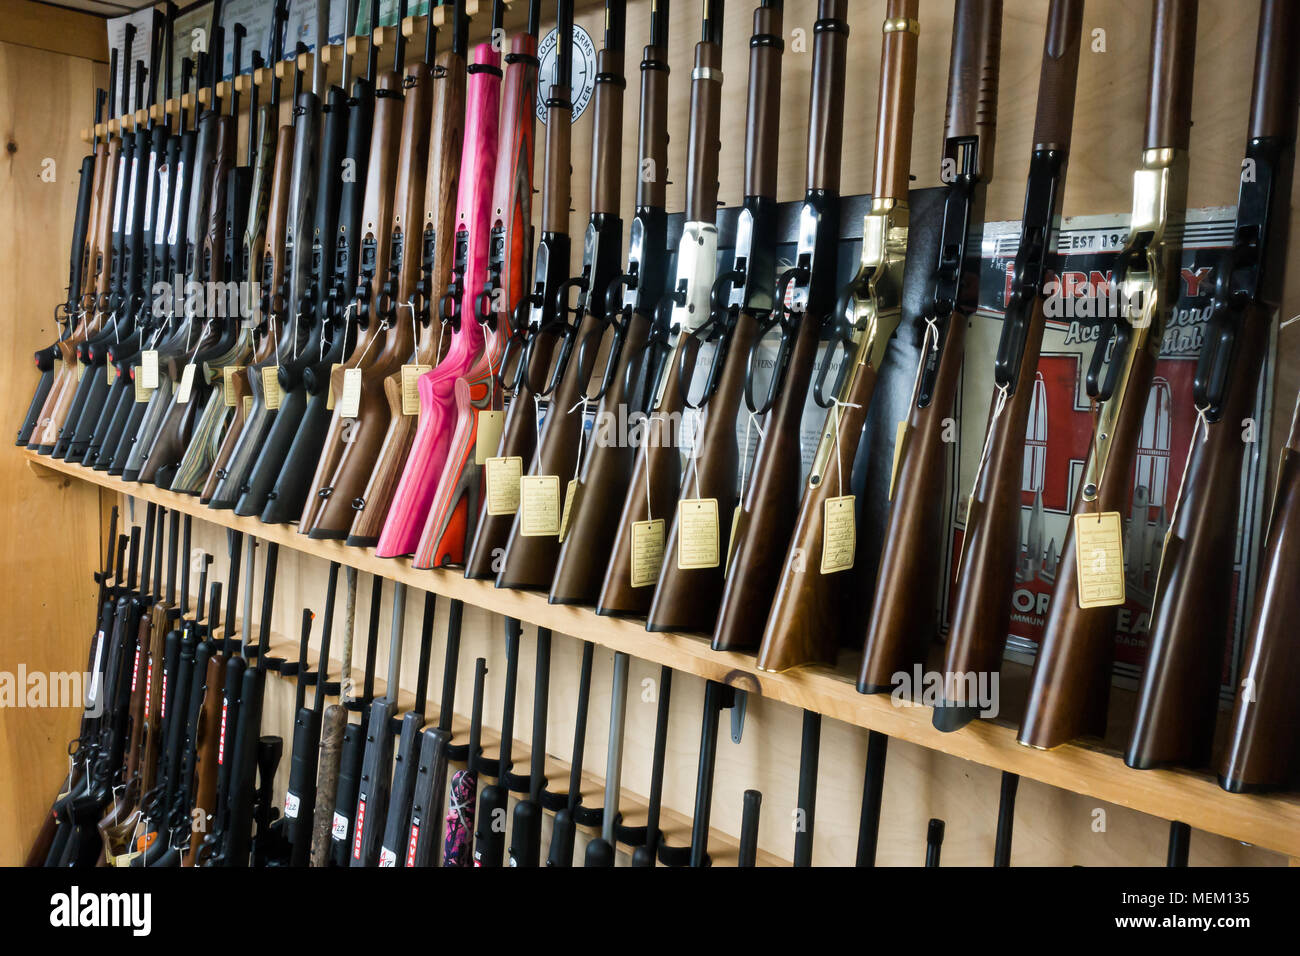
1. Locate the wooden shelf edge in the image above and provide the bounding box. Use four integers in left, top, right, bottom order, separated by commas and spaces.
23, 448, 1300, 859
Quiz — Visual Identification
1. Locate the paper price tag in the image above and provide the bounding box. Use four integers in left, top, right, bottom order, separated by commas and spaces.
1074, 511, 1126, 608
222, 365, 244, 407
520, 475, 561, 536
558, 479, 581, 543
242, 394, 253, 418
475, 410, 505, 464
400, 364, 430, 416
631, 519, 666, 588
326, 364, 344, 410
821, 495, 856, 574
677, 498, 720, 570
485, 457, 523, 516
262, 365, 282, 410
176, 363, 196, 404
140, 349, 159, 389
133, 367, 152, 403
106, 362, 117, 386
337, 367, 363, 418
76, 361, 85, 382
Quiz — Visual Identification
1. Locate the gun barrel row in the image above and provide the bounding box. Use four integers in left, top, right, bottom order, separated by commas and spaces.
18, 0, 1300, 872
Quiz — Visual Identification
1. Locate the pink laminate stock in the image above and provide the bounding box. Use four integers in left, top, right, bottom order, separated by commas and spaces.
374, 43, 502, 558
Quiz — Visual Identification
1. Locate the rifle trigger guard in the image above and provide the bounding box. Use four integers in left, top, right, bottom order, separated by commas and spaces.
813, 287, 857, 410
745, 266, 807, 416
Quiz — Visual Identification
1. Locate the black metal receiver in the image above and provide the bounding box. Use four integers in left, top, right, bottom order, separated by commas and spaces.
993, 150, 1066, 395
330, 574, 383, 866
262, 0, 374, 524
1194, 135, 1287, 420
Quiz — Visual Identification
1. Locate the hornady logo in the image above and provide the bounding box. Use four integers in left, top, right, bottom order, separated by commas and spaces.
352, 794, 368, 860
49, 887, 151, 936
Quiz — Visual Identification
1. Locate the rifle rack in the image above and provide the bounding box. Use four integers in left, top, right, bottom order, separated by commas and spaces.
25, 447, 1300, 860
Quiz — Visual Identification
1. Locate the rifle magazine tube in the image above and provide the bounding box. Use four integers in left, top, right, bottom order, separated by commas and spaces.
855, 730, 888, 866
993, 771, 1018, 866
925, 818, 944, 867
793, 710, 820, 866
738, 789, 761, 868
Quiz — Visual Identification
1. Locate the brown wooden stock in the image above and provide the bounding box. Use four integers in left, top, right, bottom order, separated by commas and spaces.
743, 4, 783, 199
1019, 349, 1158, 749
310, 703, 347, 866
685, 40, 723, 221
1032, 0, 1084, 149
757, 366, 878, 672
549, 315, 653, 604
183, 652, 226, 865
596, 347, 693, 615
592, 46, 624, 215
860, 326, 968, 688
1219, 397, 1300, 791
350, 60, 458, 546
243, 105, 279, 295
945, 0, 1001, 177
298, 69, 406, 533
1127, 307, 1268, 768
712, 314, 820, 651
942, 299, 1047, 698
874, 0, 919, 202
647, 310, 760, 631
1145, 0, 1198, 151
139, 609, 167, 794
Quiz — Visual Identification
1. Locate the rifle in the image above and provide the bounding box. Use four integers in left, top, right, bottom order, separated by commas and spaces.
234, 1, 336, 516
441, 653, 485, 866
311, 566, 358, 865
763, 0, 969, 675
596, 0, 723, 616
549, 2, 669, 604
206, 0, 298, 508
17, 85, 106, 446
377, 592, 438, 866
644, 0, 783, 630
855, 729, 887, 866
261, 0, 374, 524
710, 0, 856, 651
925, 818, 944, 866
136, 24, 244, 487
1128, 0, 1298, 771
149, 45, 252, 490
405, 0, 537, 568
406, 727, 452, 866
472, 617, 520, 867
507, 627, 552, 867
299, 0, 413, 537
32, 49, 123, 455
460, 0, 549, 582
1019, 0, 1197, 751
496, 0, 626, 592
329, 574, 383, 865
354, 0, 483, 550
546, 640, 594, 866
281, 561, 340, 865
934, 0, 1084, 725
583, 650, 628, 866
793, 710, 820, 866
46, 27, 152, 459
1220, 389, 1300, 791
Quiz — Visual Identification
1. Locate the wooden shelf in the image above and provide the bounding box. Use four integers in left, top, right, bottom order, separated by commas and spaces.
25, 448, 1300, 859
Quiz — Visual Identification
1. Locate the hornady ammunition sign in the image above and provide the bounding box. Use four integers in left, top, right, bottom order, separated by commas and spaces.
950, 208, 1274, 698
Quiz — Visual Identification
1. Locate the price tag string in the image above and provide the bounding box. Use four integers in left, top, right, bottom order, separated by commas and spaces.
737, 410, 766, 503
1165, 404, 1211, 533
567, 396, 591, 480
828, 398, 863, 499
